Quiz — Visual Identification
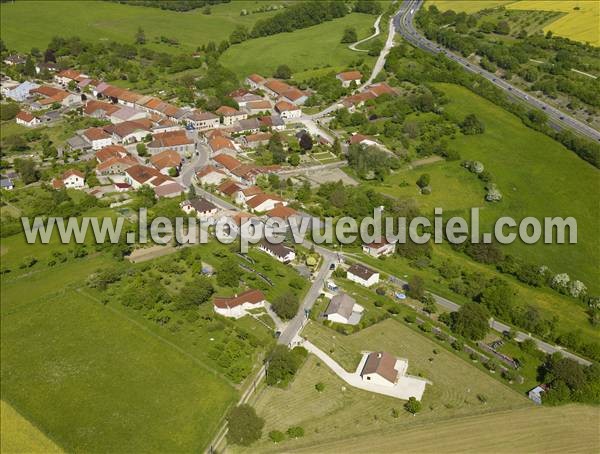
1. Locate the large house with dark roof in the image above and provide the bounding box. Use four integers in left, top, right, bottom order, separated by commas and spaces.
324, 292, 364, 325
347, 263, 379, 287
360, 352, 401, 387
258, 240, 296, 263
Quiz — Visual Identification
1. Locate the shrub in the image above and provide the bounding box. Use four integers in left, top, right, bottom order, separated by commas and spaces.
269, 430, 285, 443
315, 382, 325, 392
286, 426, 305, 438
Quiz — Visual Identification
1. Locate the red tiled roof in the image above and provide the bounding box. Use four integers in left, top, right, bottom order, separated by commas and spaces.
63, 169, 84, 179
209, 136, 236, 152
337, 70, 362, 81
196, 165, 226, 179
213, 289, 265, 309
216, 105, 243, 117
274, 100, 298, 112
266, 204, 298, 219
83, 127, 111, 141
246, 193, 283, 209
264, 80, 290, 95
149, 130, 192, 148
247, 74, 265, 84
217, 179, 242, 196
282, 88, 305, 102
16, 111, 34, 122
150, 149, 181, 170
95, 145, 128, 162
213, 153, 242, 171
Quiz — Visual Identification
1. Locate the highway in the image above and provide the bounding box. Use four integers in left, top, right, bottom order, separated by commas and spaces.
396, 0, 600, 142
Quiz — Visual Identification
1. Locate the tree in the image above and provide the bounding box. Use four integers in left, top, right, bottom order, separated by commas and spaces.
341, 27, 358, 44
136, 142, 148, 157
272, 291, 299, 320
299, 133, 313, 151
135, 27, 146, 45
13, 158, 39, 184
0, 103, 20, 121
229, 25, 249, 44
495, 21, 510, 35
416, 173, 430, 189
407, 275, 425, 300
449, 302, 490, 340
226, 404, 264, 446
269, 430, 285, 443
23, 56, 36, 77
404, 397, 421, 414
315, 382, 325, 392
460, 114, 485, 135
175, 277, 214, 311
217, 257, 240, 287
274, 64, 292, 79
266, 345, 307, 386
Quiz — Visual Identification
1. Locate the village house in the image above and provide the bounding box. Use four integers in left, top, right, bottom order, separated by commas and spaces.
209, 136, 237, 155
233, 93, 263, 108
84, 100, 121, 119
336, 70, 363, 88
212, 153, 242, 173
152, 118, 181, 135
187, 110, 220, 131
52, 169, 85, 190
213, 289, 266, 319
1, 176, 15, 191
113, 182, 132, 192
274, 101, 302, 120
258, 240, 296, 263
180, 198, 219, 219
349, 133, 381, 148
266, 204, 298, 221
83, 127, 113, 150
15, 111, 40, 127
217, 179, 243, 197
216, 106, 248, 126
259, 115, 286, 131
234, 186, 263, 205
154, 182, 185, 199
148, 130, 194, 155
150, 149, 182, 175
244, 100, 272, 115
347, 263, 380, 287
324, 292, 364, 325
35, 61, 58, 74
246, 193, 286, 213
263, 79, 291, 99
105, 119, 153, 144
54, 69, 87, 87
341, 91, 376, 112
241, 132, 272, 149
360, 352, 402, 387
109, 106, 148, 124
31, 85, 79, 107
124, 164, 172, 189
3, 54, 26, 66
195, 165, 228, 186
362, 238, 396, 258
95, 145, 138, 175
281, 87, 308, 105
235, 118, 261, 134
245, 74, 266, 90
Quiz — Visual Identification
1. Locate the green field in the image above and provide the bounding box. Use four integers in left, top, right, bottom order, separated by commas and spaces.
290, 404, 600, 453
1, 400, 63, 454
426, 1, 514, 14
220, 13, 377, 79
0, 0, 284, 53
371, 83, 599, 293
241, 319, 529, 451
1, 255, 237, 453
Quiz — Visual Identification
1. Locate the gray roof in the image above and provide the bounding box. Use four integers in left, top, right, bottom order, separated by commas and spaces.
1, 177, 14, 188
189, 197, 217, 213
347, 263, 376, 280
237, 118, 261, 131
66, 135, 91, 150
324, 292, 356, 319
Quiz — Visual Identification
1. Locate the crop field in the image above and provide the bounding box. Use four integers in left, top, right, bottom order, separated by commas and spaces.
0, 0, 285, 54
426, 0, 599, 45
426, 1, 514, 14
290, 404, 600, 453
240, 319, 529, 451
507, 1, 600, 46
220, 13, 377, 79
1, 400, 63, 454
0, 255, 238, 453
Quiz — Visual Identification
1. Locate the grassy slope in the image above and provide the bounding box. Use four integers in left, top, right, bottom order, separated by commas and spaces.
0, 0, 283, 53
242, 319, 529, 451
0, 256, 237, 453
426, 1, 515, 14
290, 404, 600, 453
1, 400, 63, 454
220, 13, 377, 79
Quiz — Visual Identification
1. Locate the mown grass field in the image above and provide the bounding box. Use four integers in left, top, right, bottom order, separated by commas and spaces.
240, 319, 529, 451
0, 0, 284, 53
372, 83, 599, 293
290, 404, 600, 453
220, 13, 377, 79
1, 400, 63, 454
507, 1, 600, 46
1, 254, 238, 453
426, 1, 514, 14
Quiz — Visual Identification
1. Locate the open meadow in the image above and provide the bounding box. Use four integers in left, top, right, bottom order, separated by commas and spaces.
220, 13, 377, 79
238, 319, 530, 452
370, 83, 599, 293
0, 0, 285, 54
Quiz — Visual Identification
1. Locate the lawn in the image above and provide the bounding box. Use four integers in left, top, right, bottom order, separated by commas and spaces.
220, 13, 377, 79
0, 0, 284, 54
0, 256, 238, 453
241, 319, 529, 451
289, 404, 600, 453
1, 400, 63, 454
507, 1, 600, 46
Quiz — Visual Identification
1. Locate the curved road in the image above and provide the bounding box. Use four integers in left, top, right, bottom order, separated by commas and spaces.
397, 0, 600, 142
348, 13, 382, 52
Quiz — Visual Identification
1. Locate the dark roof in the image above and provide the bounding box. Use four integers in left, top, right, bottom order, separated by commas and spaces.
324, 293, 356, 319
347, 263, 377, 280
187, 197, 217, 213
259, 240, 293, 260
361, 352, 398, 383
